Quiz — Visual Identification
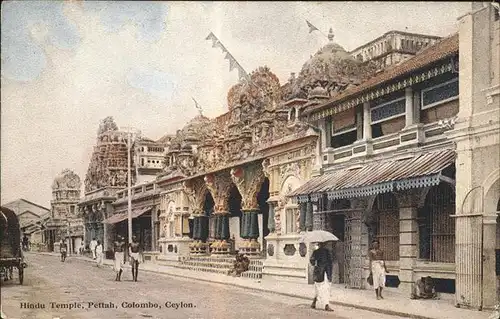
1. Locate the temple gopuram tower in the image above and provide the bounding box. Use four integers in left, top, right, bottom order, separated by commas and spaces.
78, 116, 137, 253
47, 169, 83, 254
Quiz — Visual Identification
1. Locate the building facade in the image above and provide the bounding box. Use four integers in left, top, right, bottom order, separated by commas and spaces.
289, 2, 499, 310
447, 2, 499, 310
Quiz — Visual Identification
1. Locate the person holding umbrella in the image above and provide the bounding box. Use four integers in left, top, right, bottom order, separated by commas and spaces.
310, 241, 334, 311
302, 230, 337, 312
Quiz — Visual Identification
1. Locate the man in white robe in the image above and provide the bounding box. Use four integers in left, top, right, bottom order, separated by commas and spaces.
310, 242, 334, 311
369, 239, 388, 300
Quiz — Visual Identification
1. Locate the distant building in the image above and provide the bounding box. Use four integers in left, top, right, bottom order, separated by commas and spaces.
350, 30, 441, 70
2, 198, 50, 245
135, 136, 169, 184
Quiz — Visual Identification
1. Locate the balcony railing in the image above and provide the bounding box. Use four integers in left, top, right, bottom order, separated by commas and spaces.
323, 121, 454, 164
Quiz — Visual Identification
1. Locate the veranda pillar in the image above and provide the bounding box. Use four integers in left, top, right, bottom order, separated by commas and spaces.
189, 212, 209, 255
204, 173, 233, 255
395, 189, 426, 296
231, 164, 266, 256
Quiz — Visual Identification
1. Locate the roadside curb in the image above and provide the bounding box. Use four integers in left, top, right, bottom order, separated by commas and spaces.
26, 252, 448, 319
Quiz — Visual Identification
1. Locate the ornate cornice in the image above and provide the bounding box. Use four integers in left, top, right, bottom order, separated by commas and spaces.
310, 61, 454, 121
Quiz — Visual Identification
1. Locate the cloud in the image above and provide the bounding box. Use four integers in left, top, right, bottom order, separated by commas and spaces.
83, 1, 167, 42
1, 1, 81, 81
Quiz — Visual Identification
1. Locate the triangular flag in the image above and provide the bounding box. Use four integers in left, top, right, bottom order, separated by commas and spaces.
237, 66, 248, 82
229, 57, 237, 72
214, 41, 225, 52
205, 32, 216, 41
306, 20, 319, 33
224, 52, 232, 60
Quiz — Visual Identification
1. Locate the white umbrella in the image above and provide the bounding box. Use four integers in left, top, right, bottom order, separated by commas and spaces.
299, 230, 339, 243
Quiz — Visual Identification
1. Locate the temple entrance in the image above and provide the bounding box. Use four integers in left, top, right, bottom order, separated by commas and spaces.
203, 191, 215, 246
228, 185, 242, 254
257, 177, 270, 255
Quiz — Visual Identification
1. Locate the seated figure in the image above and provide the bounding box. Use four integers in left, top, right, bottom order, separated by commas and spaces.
411, 276, 437, 299
228, 254, 250, 277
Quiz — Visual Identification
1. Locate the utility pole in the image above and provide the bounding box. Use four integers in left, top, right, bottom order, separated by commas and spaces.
127, 130, 133, 245
122, 127, 140, 245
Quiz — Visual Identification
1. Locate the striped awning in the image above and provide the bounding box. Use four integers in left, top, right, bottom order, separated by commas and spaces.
289, 149, 455, 202
102, 206, 152, 224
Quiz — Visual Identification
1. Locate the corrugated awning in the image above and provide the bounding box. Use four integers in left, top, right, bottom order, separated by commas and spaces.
103, 206, 152, 224
289, 149, 455, 202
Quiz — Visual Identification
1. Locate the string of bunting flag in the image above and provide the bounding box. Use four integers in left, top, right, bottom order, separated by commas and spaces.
206, 32, 251, 83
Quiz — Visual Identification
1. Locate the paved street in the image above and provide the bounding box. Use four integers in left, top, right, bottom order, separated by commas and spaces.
0, 254, 409, 319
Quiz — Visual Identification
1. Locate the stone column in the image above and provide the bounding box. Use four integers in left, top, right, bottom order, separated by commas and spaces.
318, 118, 329, 150
396, 190, 421, 296
305, 202, 314, 231
240, 209, 260, 255
363, 101, 372, 140
299, 202, 307, 231
204, 173, 233, 255
189, 213, 208, 255
230, 165, 266, 256
405, 87, 415, 128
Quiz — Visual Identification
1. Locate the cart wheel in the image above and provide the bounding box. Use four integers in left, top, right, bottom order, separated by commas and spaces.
18, 266, 24, 285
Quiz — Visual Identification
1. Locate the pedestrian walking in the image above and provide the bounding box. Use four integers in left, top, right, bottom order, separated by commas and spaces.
129, 235, 142, 282
113, 235, 125, 281
309, 242, 334, 312
59, 239, 68, 262
90, 238, 98, 260
22, 234, 29, 251
95, 240, 103, 267
369, 239, 388, 300
78, 241, 84, 255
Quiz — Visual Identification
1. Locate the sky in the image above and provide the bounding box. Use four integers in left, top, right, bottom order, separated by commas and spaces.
1, 1, 472, 208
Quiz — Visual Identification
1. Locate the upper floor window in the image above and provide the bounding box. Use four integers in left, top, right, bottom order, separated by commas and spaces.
330, 107, 359, 148
421, 78, 459, 110
371, 97, 405, 124
371, 94, 406, 138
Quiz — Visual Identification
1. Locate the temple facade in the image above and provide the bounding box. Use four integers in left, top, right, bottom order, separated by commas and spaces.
290, 3, 499, 310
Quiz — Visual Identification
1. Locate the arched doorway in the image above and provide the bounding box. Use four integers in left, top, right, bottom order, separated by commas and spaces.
257, 177, 270, 252
228, 185, 242, 253
327, 198, 350, 284
418, 183, 455, 263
